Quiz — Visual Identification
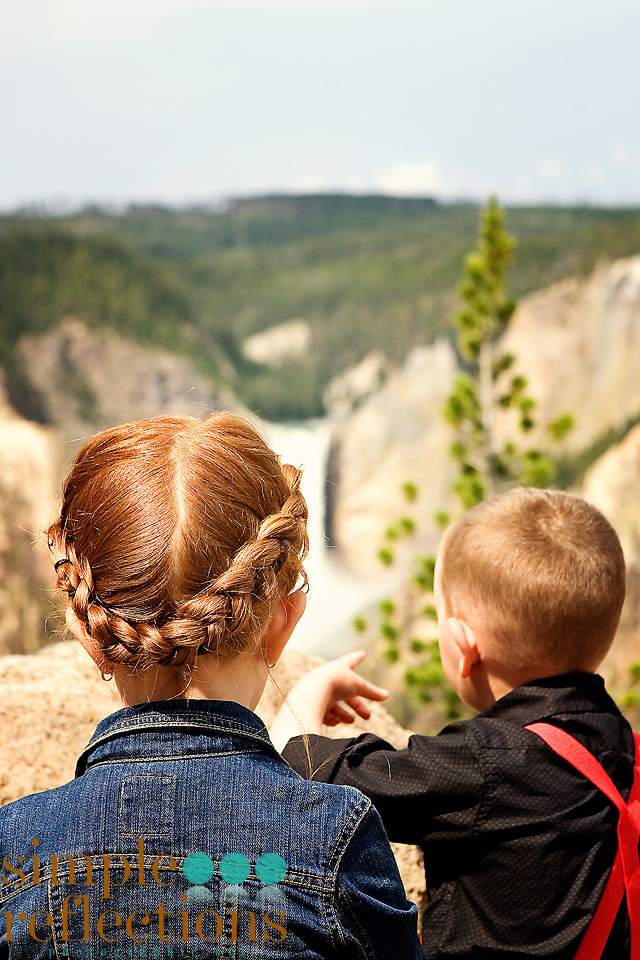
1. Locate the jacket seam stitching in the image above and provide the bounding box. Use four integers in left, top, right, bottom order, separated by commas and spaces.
327, 792, 371, 874
323, 793, 372, 951
89, 718, 270, 742
84, 749, 259, 769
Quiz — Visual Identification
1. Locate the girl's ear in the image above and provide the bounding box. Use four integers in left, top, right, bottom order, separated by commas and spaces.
65, 606, 88, 645
261, 590, 307, 666
446, 617, 481, 680
65, 607, 112, 673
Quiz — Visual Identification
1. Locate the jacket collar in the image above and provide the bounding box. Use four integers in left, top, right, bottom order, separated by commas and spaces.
75, 698, 281, 777
479, 672, 619, 723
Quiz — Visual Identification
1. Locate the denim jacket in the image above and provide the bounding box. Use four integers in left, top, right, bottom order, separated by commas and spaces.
0, 699, 422, 959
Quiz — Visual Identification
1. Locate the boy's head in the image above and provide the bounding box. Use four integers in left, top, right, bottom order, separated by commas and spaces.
435, 488, 626, 695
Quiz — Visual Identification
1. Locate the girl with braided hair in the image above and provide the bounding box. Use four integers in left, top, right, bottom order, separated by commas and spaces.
0, 412, 422, 959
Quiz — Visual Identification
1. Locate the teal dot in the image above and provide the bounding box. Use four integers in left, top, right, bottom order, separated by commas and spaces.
219, 853, 250, 885
187, 885, 213, 904
183, 852, 215, 885
255, 853, 287, 884
260, 885, 286, 906
223, 884, 249, 903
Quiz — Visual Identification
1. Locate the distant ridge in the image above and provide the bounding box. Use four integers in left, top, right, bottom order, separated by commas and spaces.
2, 199, 640, 419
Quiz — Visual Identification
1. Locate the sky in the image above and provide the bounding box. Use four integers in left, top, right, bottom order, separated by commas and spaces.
2, 0, 640, 210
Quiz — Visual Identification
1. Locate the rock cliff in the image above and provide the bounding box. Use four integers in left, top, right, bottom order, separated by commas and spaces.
499, 255, 640, 454
17, 317, 239, 447
0, 382, 63, 655
583, 423, 640, 697
326, 340, 458, 575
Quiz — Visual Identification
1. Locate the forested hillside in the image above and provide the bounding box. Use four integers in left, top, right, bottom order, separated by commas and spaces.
3, 197, 640, 420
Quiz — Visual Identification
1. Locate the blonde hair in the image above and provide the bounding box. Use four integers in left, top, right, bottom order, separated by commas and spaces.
439, 488, 625, 671
47, 413, 308, 674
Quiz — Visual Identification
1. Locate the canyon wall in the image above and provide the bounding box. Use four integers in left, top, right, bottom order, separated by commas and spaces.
326, 340, 458, 576
583, 422, 640, 697
499, 255, 640, 454
17, 317, 239, 446
0, 382, 62, 654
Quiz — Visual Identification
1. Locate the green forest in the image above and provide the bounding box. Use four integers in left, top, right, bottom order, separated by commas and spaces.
2, 196, 640, 421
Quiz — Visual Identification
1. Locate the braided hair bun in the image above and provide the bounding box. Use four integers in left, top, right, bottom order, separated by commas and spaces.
47, 413, 308, 673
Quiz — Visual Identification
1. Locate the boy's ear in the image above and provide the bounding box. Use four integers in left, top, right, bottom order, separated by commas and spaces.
446, 617, 481, 679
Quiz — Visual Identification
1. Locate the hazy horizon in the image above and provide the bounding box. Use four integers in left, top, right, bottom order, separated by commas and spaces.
2, 0, 639, 211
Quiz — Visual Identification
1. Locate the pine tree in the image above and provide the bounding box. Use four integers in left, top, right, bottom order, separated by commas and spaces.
443, 196, 572, 511
368, 198, 574, 719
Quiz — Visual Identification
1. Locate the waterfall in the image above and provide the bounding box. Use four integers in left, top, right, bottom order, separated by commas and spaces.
264, 419, 397, 659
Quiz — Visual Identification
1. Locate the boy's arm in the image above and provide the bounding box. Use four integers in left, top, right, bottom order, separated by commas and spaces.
269, 650, 388, 751
281, 728, 484, 846
271, 653, 484, 847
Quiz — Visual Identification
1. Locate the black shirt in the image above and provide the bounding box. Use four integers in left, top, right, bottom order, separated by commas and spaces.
282, 673, 635, 959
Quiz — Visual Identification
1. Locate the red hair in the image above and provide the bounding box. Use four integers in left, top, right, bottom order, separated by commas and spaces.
47, 413, 308, 672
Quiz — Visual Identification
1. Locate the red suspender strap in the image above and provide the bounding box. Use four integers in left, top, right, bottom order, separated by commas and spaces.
524, 722, 640, 960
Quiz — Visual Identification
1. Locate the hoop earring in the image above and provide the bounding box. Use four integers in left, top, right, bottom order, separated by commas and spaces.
101, 671, 114, 682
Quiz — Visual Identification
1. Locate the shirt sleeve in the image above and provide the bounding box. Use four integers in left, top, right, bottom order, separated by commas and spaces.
331, 802, 425, 960
281, 727, 486, 847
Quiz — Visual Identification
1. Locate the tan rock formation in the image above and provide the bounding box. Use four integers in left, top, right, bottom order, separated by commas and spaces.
499, 255, 640, 454
582, 422, 640, 691
0, 382, 63, 655
327, 339, 458, 575
18, 317, 240, 446
242, 319, 311, 366
323, 350, 387, 418
0, 643, 425, 910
